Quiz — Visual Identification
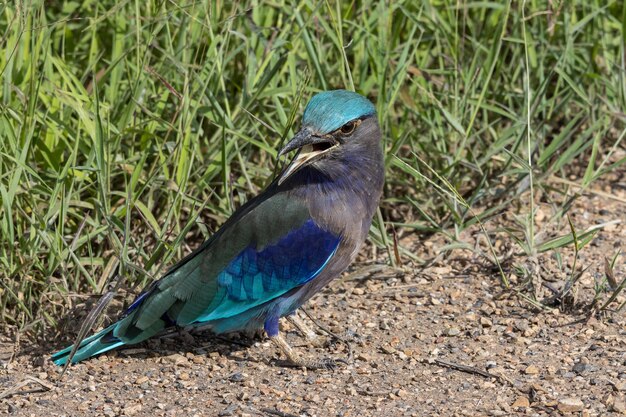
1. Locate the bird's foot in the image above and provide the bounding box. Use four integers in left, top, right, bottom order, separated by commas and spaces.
308, 337, 330, 349
270, 333, 346, 370
284, 356, 347, 370
287, 313, 327, 348
295, 335, 336, 349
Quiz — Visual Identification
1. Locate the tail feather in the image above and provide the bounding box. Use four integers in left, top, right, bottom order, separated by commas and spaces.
51, 324, 124, 366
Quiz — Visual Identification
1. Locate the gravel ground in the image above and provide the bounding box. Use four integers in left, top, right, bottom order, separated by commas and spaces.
1, 174, 625, 417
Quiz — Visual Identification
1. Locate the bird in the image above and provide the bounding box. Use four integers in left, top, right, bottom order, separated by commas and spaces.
51, 89, 385, 369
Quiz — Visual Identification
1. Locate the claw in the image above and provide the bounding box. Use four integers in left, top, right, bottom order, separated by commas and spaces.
270, 333, 347, 370
316, 357, 348, 370
283, 356, 346, 370
287, 313, 326, 347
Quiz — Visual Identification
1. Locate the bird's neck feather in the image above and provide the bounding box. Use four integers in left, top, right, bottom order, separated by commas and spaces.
288, 139, 384, 243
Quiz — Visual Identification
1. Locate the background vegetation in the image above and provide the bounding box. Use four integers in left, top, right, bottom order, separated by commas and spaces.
1, 0, 624, 336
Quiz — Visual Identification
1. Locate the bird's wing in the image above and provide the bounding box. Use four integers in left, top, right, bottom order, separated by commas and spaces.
114, 192, 340, 340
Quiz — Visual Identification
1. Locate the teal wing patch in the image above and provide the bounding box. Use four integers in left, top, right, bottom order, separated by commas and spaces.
191, 219, 340, 323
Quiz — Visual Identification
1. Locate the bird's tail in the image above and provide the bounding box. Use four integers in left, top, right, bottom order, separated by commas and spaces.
51, 324, 124, 366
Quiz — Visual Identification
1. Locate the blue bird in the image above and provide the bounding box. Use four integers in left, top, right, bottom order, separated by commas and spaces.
52, 90, 384, 369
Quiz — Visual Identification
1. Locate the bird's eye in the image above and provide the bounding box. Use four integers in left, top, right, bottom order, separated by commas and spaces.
340, 120, 357, 135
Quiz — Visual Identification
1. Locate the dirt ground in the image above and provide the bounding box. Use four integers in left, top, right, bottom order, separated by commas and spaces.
1, 172, 625, 417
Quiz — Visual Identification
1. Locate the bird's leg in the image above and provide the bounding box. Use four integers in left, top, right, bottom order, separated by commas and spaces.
270, 333, 342, 370
265, 316, 343, 370
287, 312, 326, 348
297, 308, 355, 364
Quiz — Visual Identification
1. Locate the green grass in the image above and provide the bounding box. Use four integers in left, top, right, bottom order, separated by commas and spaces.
1, 0, 625, 334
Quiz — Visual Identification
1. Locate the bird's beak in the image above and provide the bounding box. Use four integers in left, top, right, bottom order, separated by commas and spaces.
277, 127, 338, 185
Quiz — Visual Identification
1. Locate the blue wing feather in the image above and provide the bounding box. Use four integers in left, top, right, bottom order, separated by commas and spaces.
194, 219, 339, 323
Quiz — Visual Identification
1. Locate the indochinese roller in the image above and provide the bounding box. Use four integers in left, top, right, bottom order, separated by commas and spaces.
52, 89, 384, 369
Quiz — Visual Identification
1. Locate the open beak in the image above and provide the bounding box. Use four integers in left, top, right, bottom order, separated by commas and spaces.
277, 127, 338, 185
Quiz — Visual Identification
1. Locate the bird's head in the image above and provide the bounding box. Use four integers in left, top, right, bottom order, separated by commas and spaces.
278, 90, 379, 185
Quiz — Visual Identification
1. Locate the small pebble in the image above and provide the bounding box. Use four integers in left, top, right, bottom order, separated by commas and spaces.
480, 317, 493, 328
524, 365, 540, 375
446, 327, 461, 337
229, 372, 244, 382
612, 396, 626, 413
558, 398, 584, 413
512, 396, 530, 408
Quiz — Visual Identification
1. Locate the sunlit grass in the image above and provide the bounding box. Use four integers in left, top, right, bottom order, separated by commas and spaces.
1, 0, 625, 333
